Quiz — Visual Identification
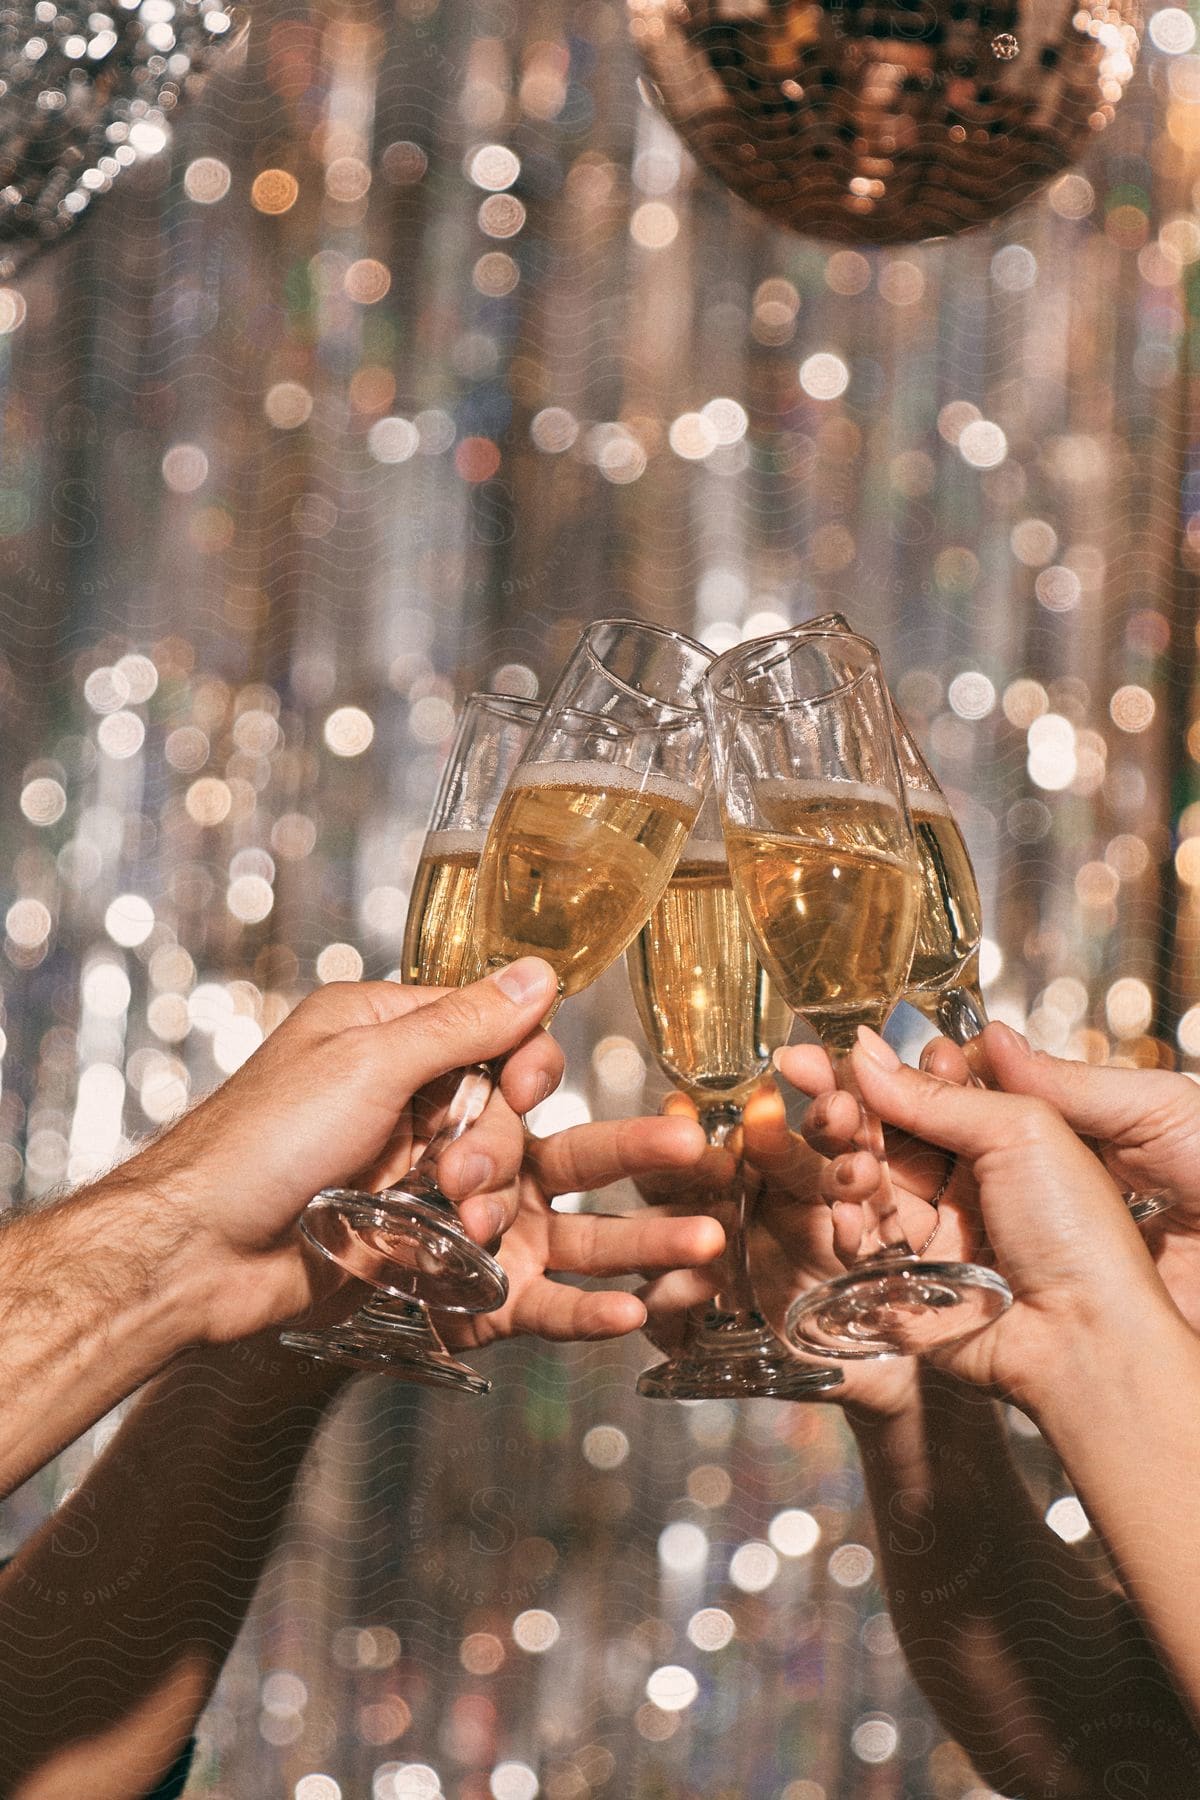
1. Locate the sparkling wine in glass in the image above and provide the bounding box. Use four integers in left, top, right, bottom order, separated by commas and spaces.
630, 797, 842, 1401
703, 627, 1012, 1359
802, 614, 1172, 1227
471, 619, 713, 1005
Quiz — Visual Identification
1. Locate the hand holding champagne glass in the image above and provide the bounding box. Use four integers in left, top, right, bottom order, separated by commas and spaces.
628, 795, 842, 1400
283, 693, 541, 1389
702, 627, 1012, 1358
801, 612, 1170, 1226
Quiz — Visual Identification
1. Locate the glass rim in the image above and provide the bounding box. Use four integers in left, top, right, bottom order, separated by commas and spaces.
580, 615, 712, 720
705, 627, 884, 714
525, 701, 704, 747
462, 689, 544, 723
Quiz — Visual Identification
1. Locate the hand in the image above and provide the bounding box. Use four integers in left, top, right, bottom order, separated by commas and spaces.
107, 959, 565, 1346
442, 1112, 725, 1350
778, 1028, 1177, 1410
635, 1080, 959, 1416
756, 1065, 978, 1417
965, 1022, 1200, 1331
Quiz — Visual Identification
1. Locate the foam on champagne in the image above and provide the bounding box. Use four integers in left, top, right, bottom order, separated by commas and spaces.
906, 788, 955, 818
506, 759, 704, 811
474, 759, 702, 995
754, 775, 904, 815
420, 828, 487, 858
677, 834, 727, 865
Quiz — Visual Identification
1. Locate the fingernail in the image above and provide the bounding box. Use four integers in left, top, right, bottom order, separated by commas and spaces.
483, 1199, 506, 1241
771, 1048, 789, 1071
997, 1022, 1031, 1055
856, 1026, 899, 1068
532, 1071, 554, 1107
455, 1152, 493, 1193
491, 957, 554, 1005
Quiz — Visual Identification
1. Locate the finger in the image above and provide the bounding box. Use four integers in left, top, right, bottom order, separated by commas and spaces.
920, 1037, 972, 1085
847, 1026, 1100, 1170
801, 1089, 870, 1160
774, 1043, 838, 1100
972, 1022, 1189, 1143
438, 1090, 529, 1245
497, 1032, 565, 1117
637, 1266, 723, 1317
544, 1210, 726, 1277
815, 1152, 876, 1264
362, 959, 560, 1099
529, 1113, 708, 1200
507, 1280, 651, 1342
739, 1083, 825, 1200
830, 1200, 865, 1265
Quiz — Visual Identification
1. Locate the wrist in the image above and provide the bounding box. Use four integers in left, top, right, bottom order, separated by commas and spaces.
1021, 1290, 1200, 1444
58, 1174, 218, 1363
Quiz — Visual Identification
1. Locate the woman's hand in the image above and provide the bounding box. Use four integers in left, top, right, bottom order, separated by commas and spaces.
635, 1075, 972, 1418
966, 1022, 1200, 1331
776, 1028, 1182, 1412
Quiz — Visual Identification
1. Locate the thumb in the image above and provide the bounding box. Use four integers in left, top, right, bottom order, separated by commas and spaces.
373, 958, 559, 1097
971, 1022, 1159, 1140
849, 1026, 1094, 1175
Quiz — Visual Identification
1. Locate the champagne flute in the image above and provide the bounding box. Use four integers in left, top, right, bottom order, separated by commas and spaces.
702, 627, 1013, 1359
281, 693, 541, 1390
302, 617, 711, 1309
629, 795, 842, 1400
804, 613, 1171, 1225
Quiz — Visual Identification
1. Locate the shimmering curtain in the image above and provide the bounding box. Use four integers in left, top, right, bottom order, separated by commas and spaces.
0, 0, 1197, 1791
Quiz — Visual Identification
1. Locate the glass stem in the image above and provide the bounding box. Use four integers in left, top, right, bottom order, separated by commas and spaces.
935, 981, 988, 1047
385, 1063, 495, 1199
359, 1294, 450, 1345
700, 1104, 765, 1326
830, 1045, 918, 1264
388, 974, 567, 1200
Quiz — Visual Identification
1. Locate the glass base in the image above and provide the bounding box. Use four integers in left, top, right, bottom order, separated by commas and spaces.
300, 1187, 509, 1314
1125, 1191, 1173, 1224
786, 1260, 1012, 1360
637, 1317, 844, 1401
280, 1314, 490, 1394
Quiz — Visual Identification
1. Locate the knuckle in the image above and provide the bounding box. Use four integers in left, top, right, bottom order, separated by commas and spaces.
1011, 1095, 1058, 1141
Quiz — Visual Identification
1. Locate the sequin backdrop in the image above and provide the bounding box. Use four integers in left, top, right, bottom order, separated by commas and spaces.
0, 0, 1198, 1792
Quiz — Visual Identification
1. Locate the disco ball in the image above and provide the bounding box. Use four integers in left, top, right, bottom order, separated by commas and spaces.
0, 0, 244, 278
629, 0, 1141, 243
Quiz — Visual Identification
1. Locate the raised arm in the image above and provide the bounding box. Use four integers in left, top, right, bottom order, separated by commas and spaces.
0, 1088, 719, 1798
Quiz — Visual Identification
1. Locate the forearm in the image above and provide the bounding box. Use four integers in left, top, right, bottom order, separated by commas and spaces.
1027, 1304, 1200, 1766
850, 1368, 1198, 1796
0, 1178, 215, 1498
0, 1336, 348, 1798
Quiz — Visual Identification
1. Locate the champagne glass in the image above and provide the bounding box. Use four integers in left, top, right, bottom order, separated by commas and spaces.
281, 693, 541, 1389
303, 617, 711, 1309
805, 614, 1171, 1225
702, 627, 1013, 1359
298, 696, 543, 1314
629, 795, 842, 1400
